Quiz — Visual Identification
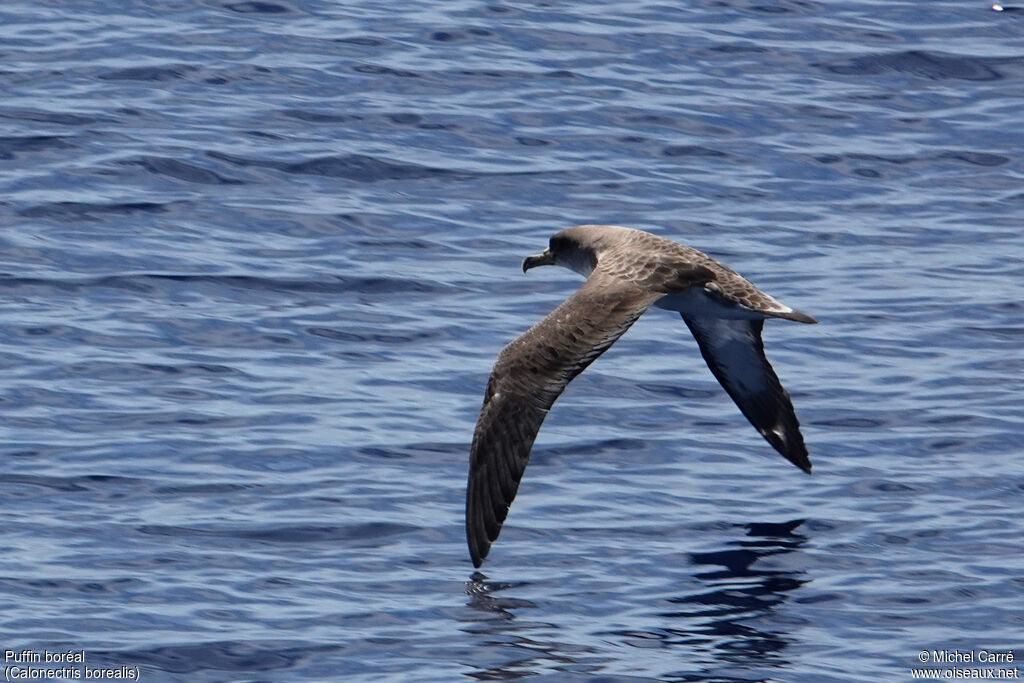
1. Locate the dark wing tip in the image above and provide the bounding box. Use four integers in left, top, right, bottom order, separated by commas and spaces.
786, 450, 811, 473
757, 411, 811, 475
467, 513, 487, 567
466, 473, 497, 567
757, 418, 813, 474
781, 310, 817, 324
466, 390, 543, 569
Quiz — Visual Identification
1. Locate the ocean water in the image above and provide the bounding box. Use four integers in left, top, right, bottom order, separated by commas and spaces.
1, 0, 1022, 680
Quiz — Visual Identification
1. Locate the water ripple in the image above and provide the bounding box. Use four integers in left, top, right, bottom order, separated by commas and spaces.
1, 0, 1022, 680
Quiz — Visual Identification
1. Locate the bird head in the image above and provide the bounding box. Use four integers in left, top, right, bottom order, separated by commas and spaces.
522, 226, 603, 277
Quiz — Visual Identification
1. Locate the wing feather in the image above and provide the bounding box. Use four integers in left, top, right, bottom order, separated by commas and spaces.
683, 316, 812, 473
466, 272, 663, 567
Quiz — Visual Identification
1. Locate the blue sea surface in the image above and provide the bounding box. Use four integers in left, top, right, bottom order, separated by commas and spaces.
1, 1, 1023, 680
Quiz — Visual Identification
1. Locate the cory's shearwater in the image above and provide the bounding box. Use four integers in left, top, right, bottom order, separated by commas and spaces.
466, 225, 816, 567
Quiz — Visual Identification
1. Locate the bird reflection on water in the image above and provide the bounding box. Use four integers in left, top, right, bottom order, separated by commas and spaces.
462, 520, 809, 680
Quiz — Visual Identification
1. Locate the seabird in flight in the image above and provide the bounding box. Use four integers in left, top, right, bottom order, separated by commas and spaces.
466, 225, 816, 567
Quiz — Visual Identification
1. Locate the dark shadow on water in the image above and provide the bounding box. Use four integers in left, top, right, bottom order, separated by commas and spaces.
654, 519, 809, 667
460, 520, 809, 681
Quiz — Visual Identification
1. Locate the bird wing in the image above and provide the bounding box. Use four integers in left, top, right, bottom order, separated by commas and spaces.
682, 315, 812, 473
467, 270, 673, 567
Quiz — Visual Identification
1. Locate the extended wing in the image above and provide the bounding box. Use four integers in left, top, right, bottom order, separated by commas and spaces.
466, 272, 662, 567
683, 316, 812, 473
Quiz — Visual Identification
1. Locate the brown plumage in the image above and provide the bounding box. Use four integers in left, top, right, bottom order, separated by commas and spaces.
467, 225, 816, 567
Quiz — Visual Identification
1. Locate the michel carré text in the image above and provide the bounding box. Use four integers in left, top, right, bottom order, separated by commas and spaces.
932, 650, 1014, 664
